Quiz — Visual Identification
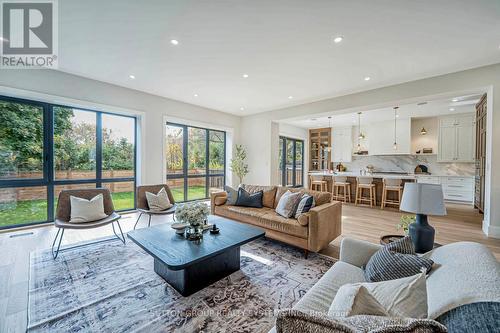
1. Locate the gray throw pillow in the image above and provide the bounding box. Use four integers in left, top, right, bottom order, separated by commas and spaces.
364, 236, 434, 282
224, 185, 238, 205
275, 190, 303, 218
234, 187, 263, 208
276, 309, 447, 333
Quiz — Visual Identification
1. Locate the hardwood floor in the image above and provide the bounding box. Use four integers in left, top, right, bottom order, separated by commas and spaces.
0, 202, 498, 332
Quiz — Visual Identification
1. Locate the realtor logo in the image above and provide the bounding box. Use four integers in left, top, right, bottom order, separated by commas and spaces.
1, 0, 58, 68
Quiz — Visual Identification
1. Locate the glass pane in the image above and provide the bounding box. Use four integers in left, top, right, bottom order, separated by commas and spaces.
208, 130, 224, 175
208, 176, 224, 194
188, 177, 206, 200
103, 181, 135, 211
166, 124, 184, 176
54, 183, 97, 213
54, 107, 96, 180
0, 100, 44, 179
188, 127, 206, 175
279, 137, 284, 186
295, 141, 303, 186
286, 140, 294, 186
167, 178, 184, 202
0, 186, 47, 227
102, 114, 135, 179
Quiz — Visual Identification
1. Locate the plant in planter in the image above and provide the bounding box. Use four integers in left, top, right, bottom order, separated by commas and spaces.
230, 144, 249, 185
397, 215, 416, 235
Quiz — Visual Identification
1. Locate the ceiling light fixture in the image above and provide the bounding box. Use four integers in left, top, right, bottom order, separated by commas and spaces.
364, 76, 371, 81
288, 96, 293, 99
170, 39, 179, 45
128, 74, 135, 79
240, 107, 245, 111
242, 74, 249, 78
393, 106, 399, 150
193, 93, 198, 97
333, 36, 343, 43
452, 98, 459, 102
325, 117, 333, 152
449, 107, 455, 111
357, 112, 365, 152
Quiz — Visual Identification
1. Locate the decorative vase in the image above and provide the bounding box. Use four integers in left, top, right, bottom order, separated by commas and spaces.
186, 223, 203, 241
409, 214, 435, 253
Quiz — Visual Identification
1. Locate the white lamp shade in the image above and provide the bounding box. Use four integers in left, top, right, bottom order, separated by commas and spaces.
400, 183, 447, 216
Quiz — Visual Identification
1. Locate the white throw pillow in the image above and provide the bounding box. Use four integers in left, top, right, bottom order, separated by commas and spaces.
145, 187, 173, 211
328, 272, 428, 319
69, 194, 108, 223
275, 190, 303, 218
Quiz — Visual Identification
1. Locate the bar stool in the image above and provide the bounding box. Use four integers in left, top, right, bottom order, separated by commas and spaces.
332, 176, 351, 203
310, 175, 328, 192
355, 176, 376, 207
381, 178, 403, 209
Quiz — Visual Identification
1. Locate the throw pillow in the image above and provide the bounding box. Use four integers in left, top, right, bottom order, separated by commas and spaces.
294, 194, 315, 218
276, 309, 447, 333
364, 236, 434, 282
234, 187, 263, 208
69, 194, 108, 223
145, 187, 172, 211
329, 272, 428, 319
436, 302, 500, 332
224, 185, 238, 205
241, 184, 277, 208
275, 190, 303, 218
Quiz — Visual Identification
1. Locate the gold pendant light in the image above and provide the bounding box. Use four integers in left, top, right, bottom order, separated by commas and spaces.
393, 106, 399, 150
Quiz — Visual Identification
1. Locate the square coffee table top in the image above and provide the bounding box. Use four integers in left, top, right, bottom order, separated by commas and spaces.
127, 215, 265, 270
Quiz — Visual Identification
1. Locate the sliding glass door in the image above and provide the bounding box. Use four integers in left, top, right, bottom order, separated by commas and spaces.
166, 122, 225, 202
0, 95, 137, 229
279, 137, 304, 187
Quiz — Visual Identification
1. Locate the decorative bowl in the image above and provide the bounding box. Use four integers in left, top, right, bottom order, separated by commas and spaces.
171, 222, 189, 235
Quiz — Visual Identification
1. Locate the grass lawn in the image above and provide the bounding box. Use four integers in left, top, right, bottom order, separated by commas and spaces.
0, 186, 209, 228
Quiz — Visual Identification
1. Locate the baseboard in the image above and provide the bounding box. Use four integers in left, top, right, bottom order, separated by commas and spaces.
482, 219, 500, 239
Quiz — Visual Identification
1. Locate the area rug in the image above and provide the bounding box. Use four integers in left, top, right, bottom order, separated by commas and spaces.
28, 237, 336, 333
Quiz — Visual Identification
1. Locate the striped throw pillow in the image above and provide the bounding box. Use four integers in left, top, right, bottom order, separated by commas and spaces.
364, 236, 434, 282
294, 194, 315, 218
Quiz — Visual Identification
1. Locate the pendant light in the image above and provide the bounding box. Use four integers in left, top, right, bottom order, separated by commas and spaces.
357, 112, 364, 152
325, 116, 333, 152
420, 127, 427, 135
393, 106, 399, 150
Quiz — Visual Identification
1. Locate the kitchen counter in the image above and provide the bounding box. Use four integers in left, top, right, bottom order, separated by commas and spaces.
308, 171, 474, 179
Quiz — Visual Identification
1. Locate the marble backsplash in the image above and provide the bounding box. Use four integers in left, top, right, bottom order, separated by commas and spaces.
341, 155, 475, 176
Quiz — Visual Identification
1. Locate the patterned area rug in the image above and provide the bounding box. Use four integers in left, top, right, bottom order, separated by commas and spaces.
28, 237, 336, 333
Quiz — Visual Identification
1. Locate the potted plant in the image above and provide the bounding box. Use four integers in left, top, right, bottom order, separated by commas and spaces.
175, 202, 210, 240
230, 144, 249, 185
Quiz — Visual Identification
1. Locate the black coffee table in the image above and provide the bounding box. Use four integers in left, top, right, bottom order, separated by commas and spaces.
127, 215, 265, 296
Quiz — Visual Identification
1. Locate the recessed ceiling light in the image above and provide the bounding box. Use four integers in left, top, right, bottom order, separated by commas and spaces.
193, 93, 198, 97
170, 39, 179, 45
364, 76, 371, 81
240, 107, 245, 111
333, 36, 343, 43
288, 96, 293, 99
128, 74, 135, 79
310, 118, 317, 121
449, 108, 455, 111
452, 98, 458, 102
396, 114, 400, 118
242, 74, 249, 78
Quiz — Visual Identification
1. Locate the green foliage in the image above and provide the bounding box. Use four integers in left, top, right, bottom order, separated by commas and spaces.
230, 144, 249, 184
397, 215, 416, 235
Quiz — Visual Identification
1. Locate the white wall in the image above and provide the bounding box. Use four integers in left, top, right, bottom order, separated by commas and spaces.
240, 63, 500, 238
0, 69, 241, 186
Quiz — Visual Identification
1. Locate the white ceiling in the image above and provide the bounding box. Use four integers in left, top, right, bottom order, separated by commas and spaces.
58, 0, 500, 115
281, 94, 482, 128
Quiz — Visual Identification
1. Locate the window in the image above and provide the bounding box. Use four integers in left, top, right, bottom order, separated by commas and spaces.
0, 95, 137, 229
279, 137, 304, 187
166, 123, 226, 202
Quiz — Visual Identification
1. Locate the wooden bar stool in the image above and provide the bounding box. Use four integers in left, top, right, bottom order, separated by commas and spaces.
381, 178, 403, 209
355, 176, 376, 207
332, 176, 351, 203
309, 175, 328, 192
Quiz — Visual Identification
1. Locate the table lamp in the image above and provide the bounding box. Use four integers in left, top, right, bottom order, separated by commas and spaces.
400, 183, 446, 253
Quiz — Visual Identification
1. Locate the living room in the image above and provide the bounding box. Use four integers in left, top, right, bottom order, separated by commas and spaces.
1, 1, 500, 332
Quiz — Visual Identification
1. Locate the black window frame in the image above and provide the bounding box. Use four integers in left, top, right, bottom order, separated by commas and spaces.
279, 136, 304, 188
0, 94, 137, 230
166, 122, 226, 202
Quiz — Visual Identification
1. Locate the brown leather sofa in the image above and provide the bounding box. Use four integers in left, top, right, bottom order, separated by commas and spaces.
210, 185, 342, 256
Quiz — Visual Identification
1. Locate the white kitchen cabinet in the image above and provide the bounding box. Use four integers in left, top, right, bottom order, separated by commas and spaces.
366, 119, 411, 155
332, 127, 352, 162
417, 175, 474, 203
438, 114, 475, 162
